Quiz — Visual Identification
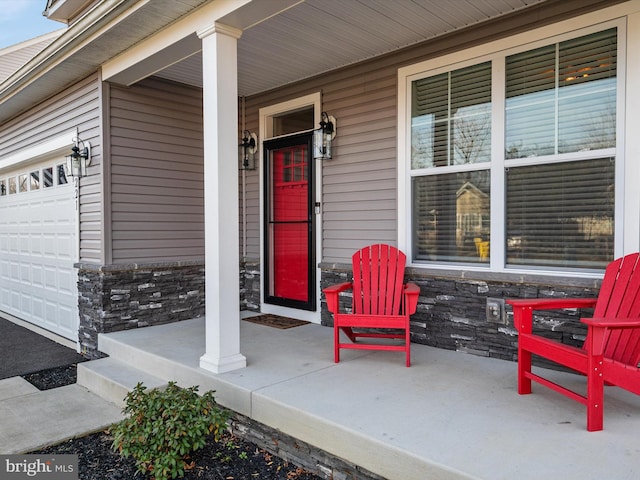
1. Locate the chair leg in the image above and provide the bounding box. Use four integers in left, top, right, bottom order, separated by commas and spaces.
587, 358, 605, 432
405, 323, 411, 367
334, 324, 340, 363
518, 347, 532, 395
342, 327, 357, 342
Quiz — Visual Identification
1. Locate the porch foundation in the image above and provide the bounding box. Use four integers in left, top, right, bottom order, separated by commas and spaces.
77, 260, 262, 358
76, 262, 206, 358
319, 262, 602, 365
240, 259, 260, 312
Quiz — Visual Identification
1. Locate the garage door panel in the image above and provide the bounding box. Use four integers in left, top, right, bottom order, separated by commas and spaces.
58, 269, 73, 294
0, 161, 78, 341
32, 265, 43, 286
31, 236, 42, 256
44, 266, 58, 290
20, 294, 31, 314
32, 299, 44, 322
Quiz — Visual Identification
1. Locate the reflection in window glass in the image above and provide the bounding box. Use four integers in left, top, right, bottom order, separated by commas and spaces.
57, 164, 68, 185
19, 174, 28, 192
506, 158, 614, 269
0, 179, 5, 196
43, 167, 53, 188
30, 171, 40, 190
412, 170, 490, 263
505, 29, 616, 159
272, 107, 314, 137
9, 177, 17, 194
412, 62, 492, 169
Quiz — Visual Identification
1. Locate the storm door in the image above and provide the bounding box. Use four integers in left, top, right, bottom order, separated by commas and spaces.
264, 133, 315, 311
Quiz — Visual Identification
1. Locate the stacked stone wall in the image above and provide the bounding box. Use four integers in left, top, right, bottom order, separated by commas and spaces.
77, 262, 205, 357
320, 263, 601, 364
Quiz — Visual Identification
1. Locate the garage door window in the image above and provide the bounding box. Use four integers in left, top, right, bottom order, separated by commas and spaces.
1, 163, 71, 199
43, 167, 53, 188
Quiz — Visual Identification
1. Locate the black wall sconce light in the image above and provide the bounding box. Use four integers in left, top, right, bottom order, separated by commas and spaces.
313, 112, 336, 160
66, 137, 91, 178
239, 130, 258, 170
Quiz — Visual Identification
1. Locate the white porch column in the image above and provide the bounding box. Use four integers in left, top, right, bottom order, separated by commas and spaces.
198, 22, 246, 373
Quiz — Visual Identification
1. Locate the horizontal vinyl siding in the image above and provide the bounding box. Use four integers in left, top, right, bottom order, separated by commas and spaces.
244, 61, 398, 263
110, 77, 204, 263
0, 74, 102, 263
0, 34, 60, 83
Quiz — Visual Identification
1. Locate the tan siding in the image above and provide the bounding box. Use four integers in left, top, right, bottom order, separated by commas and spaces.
109, 77, 204, 263
0, 74, 102, 264
244, 59, 398, 263
0, 33, 61, 83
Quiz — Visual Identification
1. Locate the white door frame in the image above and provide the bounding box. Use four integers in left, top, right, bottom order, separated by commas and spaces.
259, 92, 322, 323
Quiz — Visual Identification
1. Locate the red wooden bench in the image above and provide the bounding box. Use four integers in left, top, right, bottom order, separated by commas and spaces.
323, 244, 420, 367
507, 252, 640, 431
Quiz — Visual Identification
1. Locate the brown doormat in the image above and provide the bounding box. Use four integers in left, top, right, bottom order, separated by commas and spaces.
242, 314, 310, 329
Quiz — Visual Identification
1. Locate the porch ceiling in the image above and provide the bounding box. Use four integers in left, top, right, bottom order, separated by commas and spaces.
0, 0, 618, 123
155, 0, 550, 97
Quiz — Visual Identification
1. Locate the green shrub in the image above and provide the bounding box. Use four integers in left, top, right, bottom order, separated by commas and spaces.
111, 381, 230, 480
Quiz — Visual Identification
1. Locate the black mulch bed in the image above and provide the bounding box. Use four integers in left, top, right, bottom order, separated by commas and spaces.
25, 364, 323, 480
33, 430, 322, 480
21, 363, 79, 390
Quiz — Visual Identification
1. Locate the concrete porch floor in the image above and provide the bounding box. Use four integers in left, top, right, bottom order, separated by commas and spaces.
83, 317, 640, 480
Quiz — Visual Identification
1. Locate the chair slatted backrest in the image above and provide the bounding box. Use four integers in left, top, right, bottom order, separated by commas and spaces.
352, 244, 406, 316
589, 252, 640, 365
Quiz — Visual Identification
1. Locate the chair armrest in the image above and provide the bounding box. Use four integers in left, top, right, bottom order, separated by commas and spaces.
506, 298, 598, 310
403, 282, 420, 315
582, 317, 640, 329
581, 317, 640, 357
323, 282, 353, 314
507, 298, 598, 333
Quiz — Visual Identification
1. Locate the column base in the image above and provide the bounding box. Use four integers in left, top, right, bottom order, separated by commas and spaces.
200, 352, 247, 373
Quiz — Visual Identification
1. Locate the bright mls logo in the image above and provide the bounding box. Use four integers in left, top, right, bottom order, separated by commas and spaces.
0, 455, 78, 479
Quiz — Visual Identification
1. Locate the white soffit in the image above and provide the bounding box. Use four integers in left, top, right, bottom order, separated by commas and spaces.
154, 0, 550, 96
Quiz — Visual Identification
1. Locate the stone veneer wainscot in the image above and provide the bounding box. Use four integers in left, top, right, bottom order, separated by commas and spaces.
76, 261, 206, 358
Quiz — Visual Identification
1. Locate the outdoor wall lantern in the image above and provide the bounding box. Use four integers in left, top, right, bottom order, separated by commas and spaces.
65, 137, 91, 178
313, 112, 336, 160
239, 130, 258, 170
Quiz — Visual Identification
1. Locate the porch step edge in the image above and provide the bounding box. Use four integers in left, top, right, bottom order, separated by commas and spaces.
77, 357, 167, 408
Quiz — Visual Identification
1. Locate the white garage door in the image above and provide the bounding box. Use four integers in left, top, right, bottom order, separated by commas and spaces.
0, 161, 79, 341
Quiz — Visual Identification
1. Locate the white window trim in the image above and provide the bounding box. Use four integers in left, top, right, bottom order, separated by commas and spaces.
398, 15, 628, 278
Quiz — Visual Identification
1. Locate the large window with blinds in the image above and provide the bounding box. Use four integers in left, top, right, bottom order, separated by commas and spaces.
408, 27, 618, 270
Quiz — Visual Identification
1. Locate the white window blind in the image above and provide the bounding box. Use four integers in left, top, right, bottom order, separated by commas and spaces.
506, 29, 616, 158
506, 158, 614, 269
411, 62, 491, 263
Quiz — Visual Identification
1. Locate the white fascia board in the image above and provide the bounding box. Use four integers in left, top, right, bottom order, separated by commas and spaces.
0, 129, 77, 172
0, 0, 145, 101
101, 0, 251, 85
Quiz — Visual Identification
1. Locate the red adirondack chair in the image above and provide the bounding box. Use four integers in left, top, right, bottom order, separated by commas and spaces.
507, 252, 640, 431
323, 244, 420, 367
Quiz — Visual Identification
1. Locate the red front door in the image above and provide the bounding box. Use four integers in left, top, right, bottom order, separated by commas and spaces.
264, 133, 315, 310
